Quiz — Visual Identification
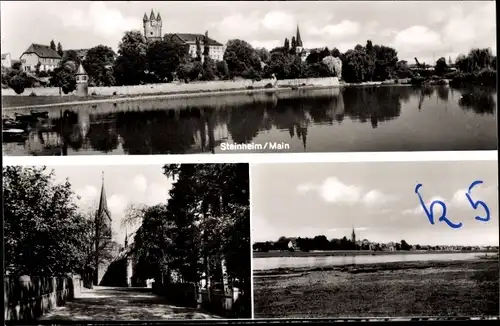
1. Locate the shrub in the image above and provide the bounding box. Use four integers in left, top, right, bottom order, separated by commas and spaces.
246, 86, 254, 90
264, 83, 274, 88
91, 91, 97, 96
410, 76, 426, 86
29, 91, 37, 96
112, 91, 117, 96
8, 75, 25, 94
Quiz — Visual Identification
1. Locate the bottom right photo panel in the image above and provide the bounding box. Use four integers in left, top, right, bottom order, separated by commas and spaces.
251, 160, 499, 319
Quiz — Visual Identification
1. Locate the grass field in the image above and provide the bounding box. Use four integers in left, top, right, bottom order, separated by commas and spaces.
253, 259, 499, 318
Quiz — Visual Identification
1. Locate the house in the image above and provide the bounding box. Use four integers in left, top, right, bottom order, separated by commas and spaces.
165, 32, 226, 62
1, 53, 12, 68
20, 43, 62, 72
273, 238, 299, 251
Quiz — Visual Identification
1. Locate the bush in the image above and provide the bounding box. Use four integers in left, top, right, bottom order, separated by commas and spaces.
8, 75, 26, 94
410, 76, 426, 86
29, 91, 37, 96
91, 91, 97, 96
264, 83, 274, 88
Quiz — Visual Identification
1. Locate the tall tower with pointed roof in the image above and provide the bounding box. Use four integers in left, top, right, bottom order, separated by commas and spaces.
94, 172, 113, 285
351, 227, 356, 245
296, 25, 303, 53
143, 9, 162, 41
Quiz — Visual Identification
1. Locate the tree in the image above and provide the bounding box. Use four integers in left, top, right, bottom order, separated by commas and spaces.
3, 166, 93, 276
83, 45, 117, 86
146, 40, 188, 83
400, 240, 411, 251
331, 48, 341, 58
255, 48, 271, 64
216, 60, 230, 80
203, 31, 210, 57
342, 48, 372, 83
201, 56, 216, 81
435, 57, 448, 76
372, 45, 398, 81
63, 50, 81, 66
113, 30, 148, 85
196, 38, 202, 61
50, 40, 56, 51
322, 55, 342, 77
223, 39, 262, 78
290, 36, 297, 55
284, 38, 290, 53
50, 61, 77, 94
8, 75, 26, 94
57, 42, 63, 57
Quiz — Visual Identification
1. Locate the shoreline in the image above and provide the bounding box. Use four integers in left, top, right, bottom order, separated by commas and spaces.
253, 249, 497, 258
253, 256, 498, 276
1, 82, 415, 110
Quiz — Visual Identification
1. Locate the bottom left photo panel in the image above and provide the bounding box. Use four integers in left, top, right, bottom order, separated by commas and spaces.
3, 163, 251, 323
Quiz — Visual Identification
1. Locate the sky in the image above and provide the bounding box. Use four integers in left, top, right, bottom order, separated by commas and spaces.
47, 165, 175, 246
251, 161, 499, 246
1, 1, 496, 65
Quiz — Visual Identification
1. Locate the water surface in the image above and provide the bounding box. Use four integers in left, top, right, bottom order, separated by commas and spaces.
2, 86, 497, 156
253, 252, 494, 270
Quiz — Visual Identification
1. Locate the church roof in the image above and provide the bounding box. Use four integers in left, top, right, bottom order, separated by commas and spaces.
22, 43, 61, 59
149, 9, 155, 21
143, 13, 148, 22
296, 25, 303, 47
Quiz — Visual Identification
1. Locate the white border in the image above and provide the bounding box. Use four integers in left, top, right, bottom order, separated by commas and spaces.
2, 150, 498, 166
249, 163, 255, 320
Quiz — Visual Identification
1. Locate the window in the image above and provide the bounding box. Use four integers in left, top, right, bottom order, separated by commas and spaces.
150, 32, 153, 35
82, 75, 87, 81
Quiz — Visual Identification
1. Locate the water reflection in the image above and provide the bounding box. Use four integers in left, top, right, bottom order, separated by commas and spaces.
3, 86, 497, 155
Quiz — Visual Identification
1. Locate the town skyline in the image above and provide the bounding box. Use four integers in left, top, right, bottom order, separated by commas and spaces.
251, 161, 499, 247
1, 1, 496, 65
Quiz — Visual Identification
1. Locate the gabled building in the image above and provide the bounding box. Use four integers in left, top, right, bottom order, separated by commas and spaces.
20, 43, 62, 72
165, 32, 226, 62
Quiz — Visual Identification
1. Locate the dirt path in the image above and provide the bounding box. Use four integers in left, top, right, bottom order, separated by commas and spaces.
39, 286, 220, 321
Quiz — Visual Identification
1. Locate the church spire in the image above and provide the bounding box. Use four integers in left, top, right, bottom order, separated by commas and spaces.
124, 227, 128, 248
149, 9, 155, 21
97, 171, 111, 223
351, 226, 356, 244
296, 25, 303, 47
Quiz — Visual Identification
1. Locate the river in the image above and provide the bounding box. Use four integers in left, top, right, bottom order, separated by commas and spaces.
2, 85, 497, 156
253, 252, 495, 270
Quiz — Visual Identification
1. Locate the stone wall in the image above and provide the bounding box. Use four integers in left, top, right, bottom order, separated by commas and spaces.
4, 274, 82, 321
2, 77, 340, 97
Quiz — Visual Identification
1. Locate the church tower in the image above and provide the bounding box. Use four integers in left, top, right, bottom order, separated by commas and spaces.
143, 9, 162, 41
296, 25, 303, 53
351, 227, 356, 244
94, 172, 112, 285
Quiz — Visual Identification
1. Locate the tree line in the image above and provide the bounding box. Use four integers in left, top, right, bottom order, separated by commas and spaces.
1, 29, 497, 94
3, 166, 116, 278
125, 163, 250, 317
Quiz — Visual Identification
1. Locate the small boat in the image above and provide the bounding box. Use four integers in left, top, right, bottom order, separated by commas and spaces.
30, 110, 49, 119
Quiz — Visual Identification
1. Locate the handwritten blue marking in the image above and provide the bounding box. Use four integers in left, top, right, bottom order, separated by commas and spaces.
465, 180, 490, 222
415, 183, 463, 229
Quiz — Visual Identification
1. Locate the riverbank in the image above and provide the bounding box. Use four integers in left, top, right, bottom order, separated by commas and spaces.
253, 249, 498, 258
253, 258, 499, 318
1, 83, 338, 110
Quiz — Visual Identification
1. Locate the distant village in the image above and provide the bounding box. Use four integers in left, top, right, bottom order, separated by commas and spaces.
253, 228, 498, 252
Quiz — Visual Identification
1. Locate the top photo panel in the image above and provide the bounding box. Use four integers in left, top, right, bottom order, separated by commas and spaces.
1, 1, 497, 156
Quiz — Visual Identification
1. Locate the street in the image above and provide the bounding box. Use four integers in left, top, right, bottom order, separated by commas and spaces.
39, 286, 220, 321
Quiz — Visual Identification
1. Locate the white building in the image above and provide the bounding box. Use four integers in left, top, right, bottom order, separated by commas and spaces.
20, 43, 62, 72
1, 53, 12, 68
166, 33, 226, 62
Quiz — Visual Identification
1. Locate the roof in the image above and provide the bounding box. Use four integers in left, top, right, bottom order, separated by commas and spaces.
76, 64, 87, 75
166, 33, 223, 46
22, 43, 61, 59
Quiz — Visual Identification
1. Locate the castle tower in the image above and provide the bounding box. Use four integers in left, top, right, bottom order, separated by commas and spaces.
75, 64, 88, 97
296, 25, 303, 53
143, 9, 162, 41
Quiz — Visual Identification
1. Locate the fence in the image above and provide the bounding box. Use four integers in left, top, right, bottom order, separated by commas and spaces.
4, 274, 81, 321
2, 77, 340, 97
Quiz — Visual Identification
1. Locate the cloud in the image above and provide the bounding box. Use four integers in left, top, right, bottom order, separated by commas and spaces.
250, 39, 281, 50
262, 11, 296, 32
108, 193, 128, 219
309, 20, 361, 39
144, 182, 170, 206
402, 195, 446, 215
296, 177, 395, 206
132, 174, 148, 193
392, 25, 442, 53
212, 12, 261, 39
51, 2, 140, 38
